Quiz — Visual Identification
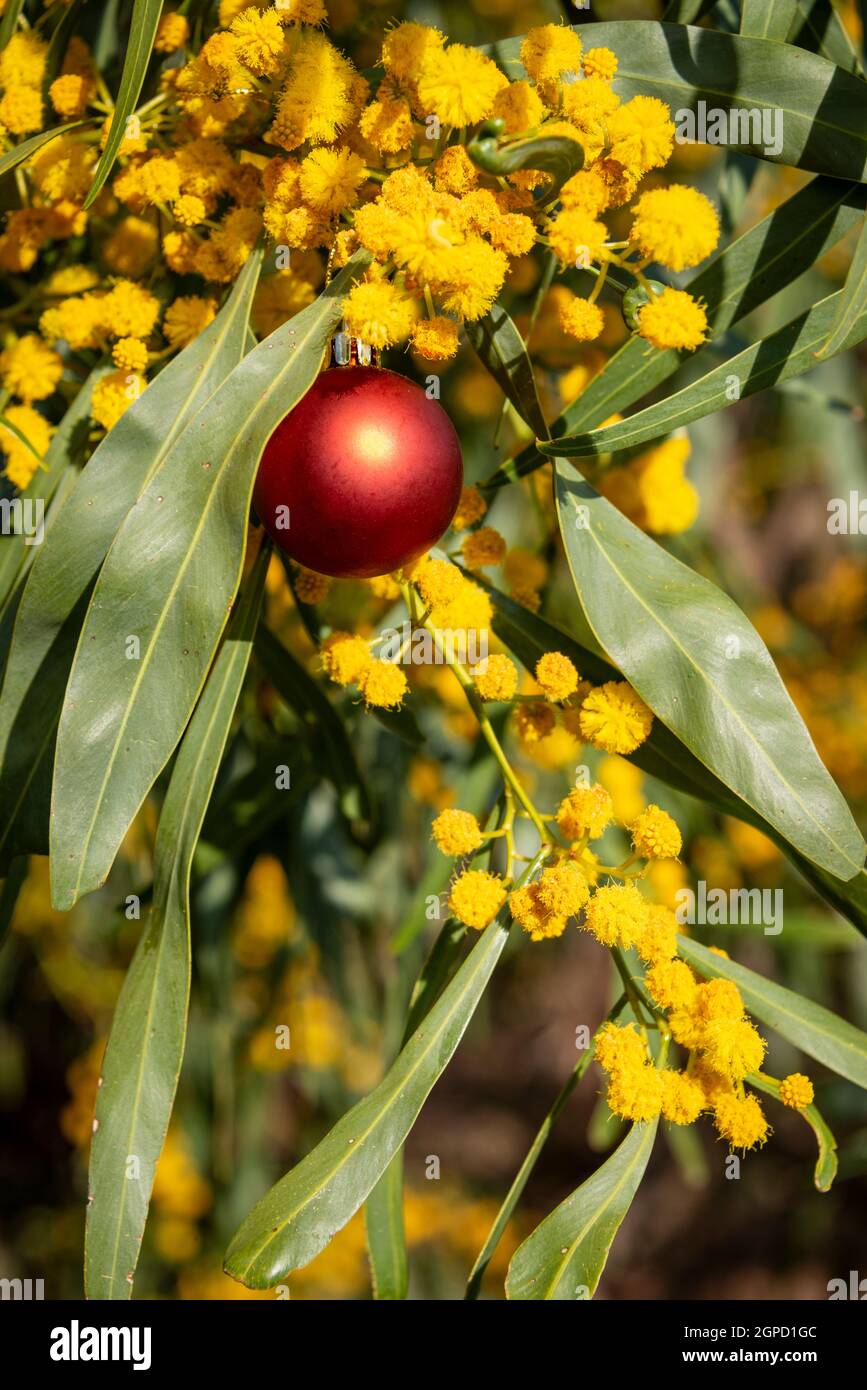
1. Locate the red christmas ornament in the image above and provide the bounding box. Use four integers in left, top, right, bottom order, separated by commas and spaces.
254, 352, 463, 579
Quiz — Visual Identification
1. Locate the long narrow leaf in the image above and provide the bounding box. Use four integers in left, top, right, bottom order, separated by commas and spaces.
0, 251, 263, 872
50, 255, 367, 911
489, 23, 867, 180
554, 472, 864, 880
506, 1119, 658, 1300
678, 937, 867, 1091
84, 544, 268, 1300
84, 0, 163, 208
816, 213, 867, 358
541, 288, 867, 458
224, 855, 545, 1290
741, 0, 799, 40
466, 304, 548, 439
478, 579, 867, 933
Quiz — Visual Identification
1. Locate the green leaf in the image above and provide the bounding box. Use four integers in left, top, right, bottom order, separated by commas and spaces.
475, 578, 867, 933
0, 252, 262, 874
678, 937, 867, 1092
466, 303, 548, 439
224, 873, 539, 1290
789, 0, 863, 74
84, 0, 163, 208
84, 543, 267, 1300
506, 1119, 658, 1300
467, 120, 583, 199
747, 1071, 838, 1192
554, 472, 864, 880
254, 624, 372, 826
0, 121, 91, 181
817, 213, 867, 358
742, 0, 799, 40
490, 176, 866, 488
0, 367, 106, 616
0, 0, 24, 52
467, 995, 625, 1299
364, 1153, 408, 1300
491, 22, 867, 181
542, 288, 867, 459
50, 256, 365, 911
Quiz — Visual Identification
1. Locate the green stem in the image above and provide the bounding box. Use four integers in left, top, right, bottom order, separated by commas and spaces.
464, 991, 628, 1299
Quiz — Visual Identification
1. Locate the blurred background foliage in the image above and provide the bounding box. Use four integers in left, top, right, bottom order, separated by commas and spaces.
2, 0, 867, 1300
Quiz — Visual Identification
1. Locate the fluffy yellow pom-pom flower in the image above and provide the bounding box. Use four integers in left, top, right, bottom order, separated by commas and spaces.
514, 702, 556, 745
449, 869, 507, 930
461, 526, 506, 571
452, 486, 487, 531
519, 24, 582, 85
635, 904, 679, 966
637, 287, 708, 352
416, 43, 507, 127
0, 334, 63, 403
560, 295, 605, 342
91, 370, 145, 431
594, 1021, 647, 1073
630, 185, 719, 272
547, 209, 608, 269
112, 338, 149, 374
0, 404, 53, 489
473, 653, 518, 702
535, 652, 579, 702
645, 958, 697, 1012
155, 12, 190, 53
582, 881, 649, 949
779, 1073, 814, 1110
535, 860, 590, 918
660, 1070, 705, 1125
607, 1059, 663, 1122
701, 1018, 766, 1080
321, 632, 372, 687
509, 882, 567, 942
431, 809, 483, 857
630, 804, 682, 860
713, 1093, 770, 1151
556, 784, 613, 841
582, 47, 618, 80
299, 146, 367, 215
342, 280, 417, 350
579, 681, 653, 754
359, 660, 408, 710
411, 316, 459, 361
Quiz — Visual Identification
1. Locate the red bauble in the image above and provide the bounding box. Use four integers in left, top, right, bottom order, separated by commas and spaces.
253, 366, 463, 579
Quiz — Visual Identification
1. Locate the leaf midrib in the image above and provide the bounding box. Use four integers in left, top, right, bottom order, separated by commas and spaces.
544, 1123, 654, 1299
91, 623, 252, 1297
684, 944, 867, 1075
551, 294, 849, 455
565, 486, 862, 874
231, 922, 508, 1282
62, 274, 290, 905
2, 279, 252, 864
